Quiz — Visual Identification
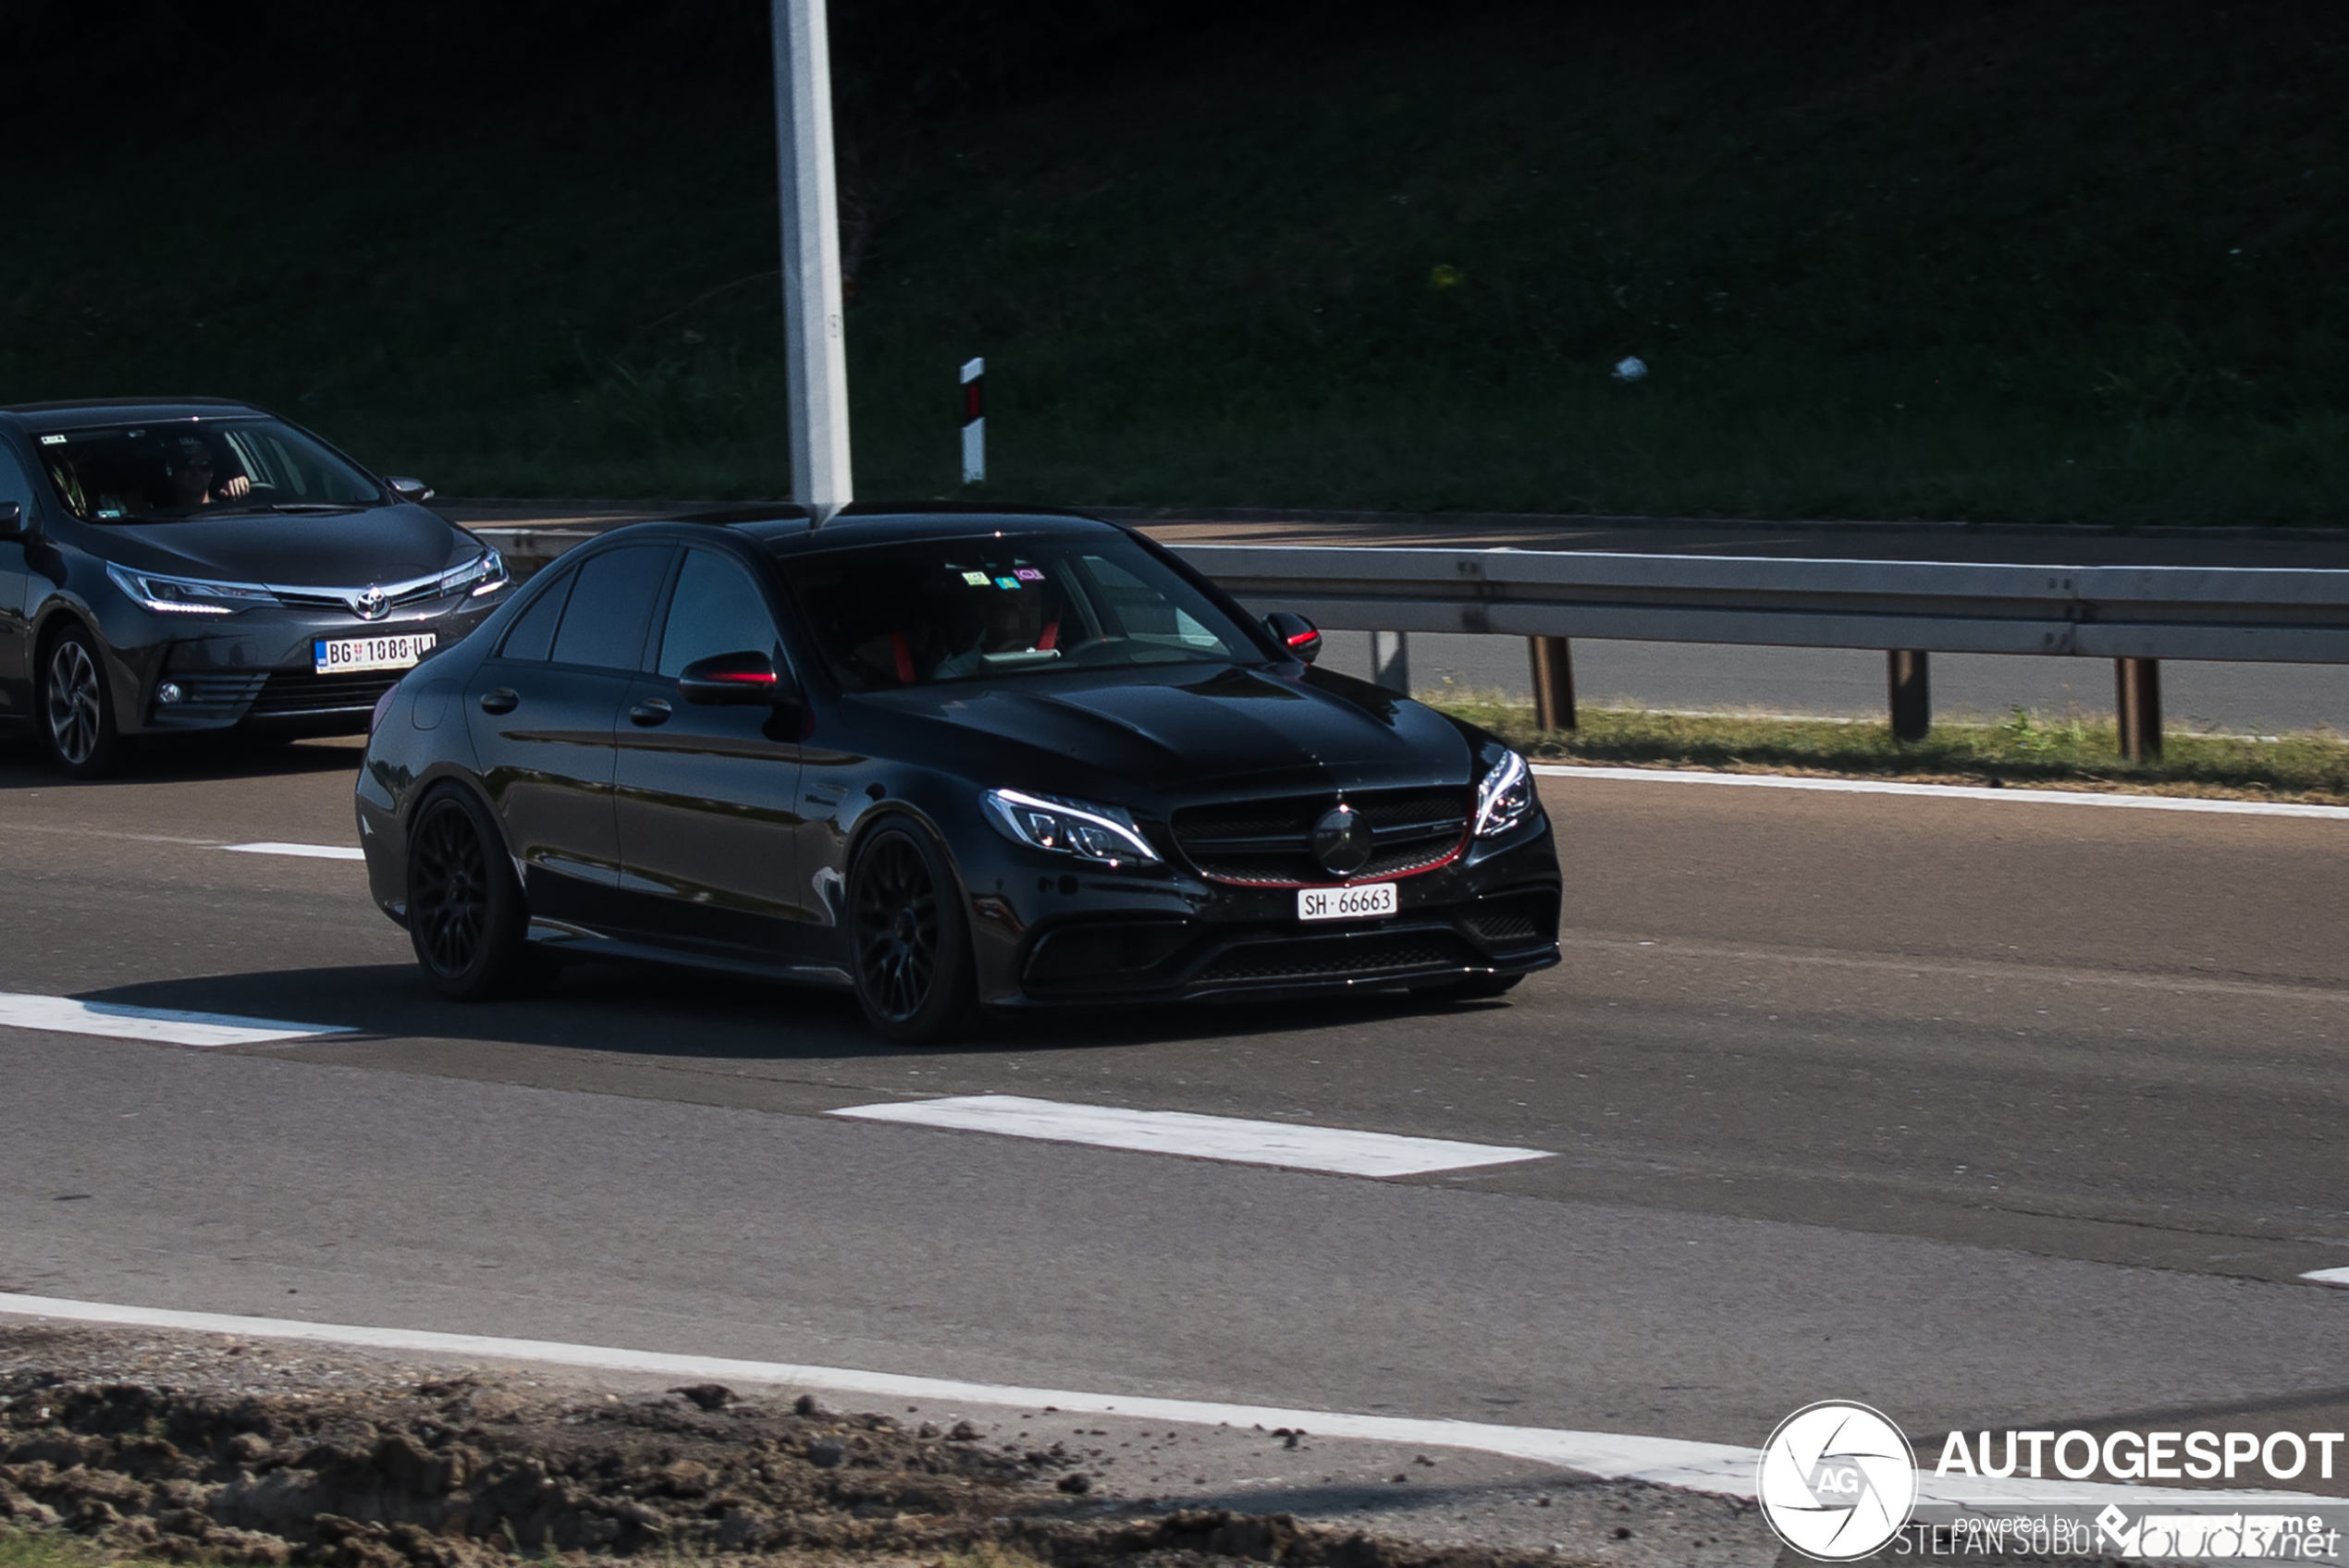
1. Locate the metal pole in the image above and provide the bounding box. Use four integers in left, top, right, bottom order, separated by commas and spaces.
1529, 635, 1577, 731
1371, 631, 1409, 696
960, 358, 986, 484
2116, 656, 2162, 762
1888, 650, 1930, 741
771, 0, 851, 521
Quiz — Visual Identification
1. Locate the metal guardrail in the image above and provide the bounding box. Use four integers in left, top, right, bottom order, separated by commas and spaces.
1171, 544, 2349, 755
1169, 545, 2349, 665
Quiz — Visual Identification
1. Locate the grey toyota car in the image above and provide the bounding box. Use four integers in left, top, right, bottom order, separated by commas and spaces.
0, 398, 512, 775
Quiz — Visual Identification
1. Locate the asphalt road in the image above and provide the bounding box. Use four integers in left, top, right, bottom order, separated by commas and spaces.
2, 737, 2345, 1489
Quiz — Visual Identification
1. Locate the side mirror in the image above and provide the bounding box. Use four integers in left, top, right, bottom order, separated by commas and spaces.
1265, 611, 1322, 664
0, 503, 23, 542
680, 649, 795, 706
385, 476, 437, 504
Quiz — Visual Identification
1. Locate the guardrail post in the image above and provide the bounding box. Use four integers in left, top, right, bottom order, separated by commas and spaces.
1888, 650, 1930, 741
2116, 657, 2162, 761
1371, 631, 1410, 696
1529, 635, 1577, 731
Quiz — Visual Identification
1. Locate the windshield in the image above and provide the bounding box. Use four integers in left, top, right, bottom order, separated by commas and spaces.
31, 418, 384, 521
779, 533, 1266, 692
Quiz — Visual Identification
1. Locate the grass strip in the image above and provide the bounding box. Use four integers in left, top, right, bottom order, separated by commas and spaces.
1434, 701, 2349, 804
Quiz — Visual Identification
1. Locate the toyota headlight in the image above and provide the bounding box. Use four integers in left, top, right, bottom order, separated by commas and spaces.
106, 563, 279, 617
441, 546, 508, 598
983, 789, 1161, 866
1472, 747, 1535, 839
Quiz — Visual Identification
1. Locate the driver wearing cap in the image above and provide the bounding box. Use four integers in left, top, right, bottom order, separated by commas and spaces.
165, 435, 252, 508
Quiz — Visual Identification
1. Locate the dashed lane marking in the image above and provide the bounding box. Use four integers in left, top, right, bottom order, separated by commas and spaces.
0, 992, 353, 1047
0, 1294, 2335, 1511
1533, 764, 2349, 819
828, 1094, 1553, 1177
2305, 1267, 2349, 1287
221, 842, 367, 862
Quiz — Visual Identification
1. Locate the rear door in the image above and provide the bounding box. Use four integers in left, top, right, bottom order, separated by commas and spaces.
463, 543, 673, 929
611, 545, 809, 962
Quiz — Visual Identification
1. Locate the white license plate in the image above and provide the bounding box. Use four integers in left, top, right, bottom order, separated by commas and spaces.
1297, 882, 1397, 923
314, 632, 436, 675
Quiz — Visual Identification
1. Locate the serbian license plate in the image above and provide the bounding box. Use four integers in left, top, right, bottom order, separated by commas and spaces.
314, 632, 436, 675
1297, 882, 1397, 923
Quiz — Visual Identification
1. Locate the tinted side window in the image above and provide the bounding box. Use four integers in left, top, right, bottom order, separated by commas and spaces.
550, 545, 671, 670
499, 571, 573, 661
658, 550, 780, 678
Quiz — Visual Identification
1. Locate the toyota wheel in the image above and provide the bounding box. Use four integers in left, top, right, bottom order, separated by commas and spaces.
41, 625, 120, 778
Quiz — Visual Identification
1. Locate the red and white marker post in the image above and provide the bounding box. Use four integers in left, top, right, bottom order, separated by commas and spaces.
960, 357, 985, 484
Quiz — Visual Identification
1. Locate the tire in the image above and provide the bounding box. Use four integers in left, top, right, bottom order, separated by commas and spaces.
405, 787, 538, 1000
848, 823, 977, 1045
40, 624, 121, 778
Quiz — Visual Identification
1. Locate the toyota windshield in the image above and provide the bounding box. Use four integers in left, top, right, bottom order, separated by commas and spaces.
32, 418, 385, 522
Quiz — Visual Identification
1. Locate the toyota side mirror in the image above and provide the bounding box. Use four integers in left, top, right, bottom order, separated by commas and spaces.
0, 503, 23, 542
1265, 611, 1322, 664
385, 476, 437, 504
680, 649, 795, 706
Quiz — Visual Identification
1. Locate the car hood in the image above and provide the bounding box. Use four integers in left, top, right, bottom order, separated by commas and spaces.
869, 663, 1476, 797
85, 503, 472, 587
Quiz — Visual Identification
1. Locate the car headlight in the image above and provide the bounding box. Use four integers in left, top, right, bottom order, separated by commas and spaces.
441, 547, 508, 598
1472, 747, 1536, 839
983, 788, 1162, 866
106, 562, 279, 617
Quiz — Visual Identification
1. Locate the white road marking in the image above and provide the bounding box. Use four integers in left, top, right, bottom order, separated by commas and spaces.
0, 1294, 2333, 1512
221, 841, 367, 862
2304, 1266, 2349, 1286
828, 1094, 1552, 1178
0, 993, 352, 1047
1534, 764, 2349, 819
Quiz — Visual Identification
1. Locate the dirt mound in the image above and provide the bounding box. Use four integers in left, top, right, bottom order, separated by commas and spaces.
0, 1354, 1572, 1568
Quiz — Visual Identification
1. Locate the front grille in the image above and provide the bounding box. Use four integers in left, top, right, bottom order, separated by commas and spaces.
274, 581, 450, 616
1193, 928, 1476, 986
1172, 787, 1469, 886
249, 669, 401, 717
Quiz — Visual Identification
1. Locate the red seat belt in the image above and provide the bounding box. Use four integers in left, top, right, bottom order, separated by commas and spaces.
890, 631, 916, 683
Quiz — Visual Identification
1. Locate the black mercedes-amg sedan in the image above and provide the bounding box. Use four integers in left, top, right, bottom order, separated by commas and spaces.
0, 398, 512, 775
356, 508, 1561, 1042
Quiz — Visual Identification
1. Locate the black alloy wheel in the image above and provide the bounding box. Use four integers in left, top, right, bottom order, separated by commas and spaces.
849, 824, 976, 1044
41, 626, 119, 778
405, 788, 542, 999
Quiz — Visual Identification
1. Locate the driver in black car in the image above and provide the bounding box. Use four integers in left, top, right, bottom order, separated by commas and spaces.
163, 434, 251, 508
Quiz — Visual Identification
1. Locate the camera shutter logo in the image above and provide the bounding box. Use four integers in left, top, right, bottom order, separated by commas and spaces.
1757, 1402, 1918, 1561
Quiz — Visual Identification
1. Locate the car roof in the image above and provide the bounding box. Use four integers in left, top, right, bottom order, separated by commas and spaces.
604, 504, 1132, 556
0, 398, 268, 429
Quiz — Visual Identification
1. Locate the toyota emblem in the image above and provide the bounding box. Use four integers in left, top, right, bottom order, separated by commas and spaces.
355, 586, 389, 620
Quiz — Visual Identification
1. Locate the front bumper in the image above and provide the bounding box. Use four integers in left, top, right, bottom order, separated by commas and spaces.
968, 817, 1562, 1008
107, 594, 505, 738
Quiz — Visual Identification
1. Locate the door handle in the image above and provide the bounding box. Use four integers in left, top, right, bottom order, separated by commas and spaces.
478, 688, 518, 715
629, 698, 672, 727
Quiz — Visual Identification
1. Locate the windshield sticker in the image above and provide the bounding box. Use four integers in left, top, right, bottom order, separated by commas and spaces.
38, 435, 65, 446
994, 576, 1020, 590
961, 570, 990, 586
1015, 568, 1045, 582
